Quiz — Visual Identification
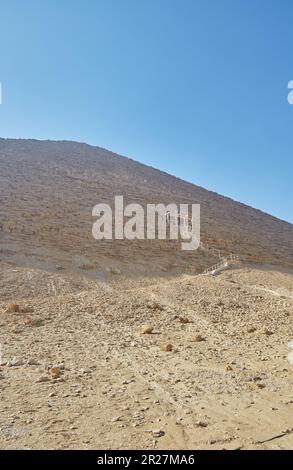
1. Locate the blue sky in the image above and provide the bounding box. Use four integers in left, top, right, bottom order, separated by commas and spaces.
0, 0, 292, 223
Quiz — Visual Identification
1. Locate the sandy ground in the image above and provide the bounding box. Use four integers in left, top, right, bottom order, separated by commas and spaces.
1, 261, 293, 450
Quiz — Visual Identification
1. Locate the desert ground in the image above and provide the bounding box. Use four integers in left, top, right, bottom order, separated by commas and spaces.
0, 138, 292, 449
0, 260, 293, 449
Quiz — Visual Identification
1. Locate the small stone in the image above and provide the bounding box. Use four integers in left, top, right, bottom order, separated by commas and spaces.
247, 326, 257, 333
141, 325, 154, 335
7, 357, 24, 367
27, 358, 40, 366
226, 365, 233, 371
6, 303, 19, 313
264, 329, 274, 336
189, 335, 205, 342
179, 317, 192, 324
36, 375, 50, 383
52, 363, 65, 370
152, 429, 165, 437
110, 267, 121, 275
147, 302, 164, 311
111, 416, 121, 422
49, 367, 62, 379
79, 368, 91, 374
160, 343, 173, 352
196, 420, 208, 428
11, 327, 23, 334
26, 318, 43, 327
21, 306, 34, 313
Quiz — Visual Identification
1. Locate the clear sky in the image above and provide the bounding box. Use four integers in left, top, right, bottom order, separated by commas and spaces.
0, 0, 292, 223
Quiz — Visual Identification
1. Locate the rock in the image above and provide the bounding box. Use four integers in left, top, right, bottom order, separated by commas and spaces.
141, 325, 154, 335
226, 365, 233, 371
79, 368, 91, 374
6, 303, 19, 313
52, 363, 65, 370
111, 416, 121, 422
21, 306, 34, 313
26, 317, 43, 327
287, 350, 293, 365
54, 377, 65, 383
189, 335, 205, 342
27, 358, 40, 366
36, 375, 50, 383
49, 366, 62, 379
196, 420, 208, 427
159, 265, 169, 272
264, 329, 274, 336
252, 375, 262, 382
147, 302, 164, 311
110, 267, 121, 275
11, 327, 24, 334
179, 317, 192, 324
152, 429, 165, 437
247, 326, 257, 333
7, 357, 24, 367
160, 344, 173, 352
